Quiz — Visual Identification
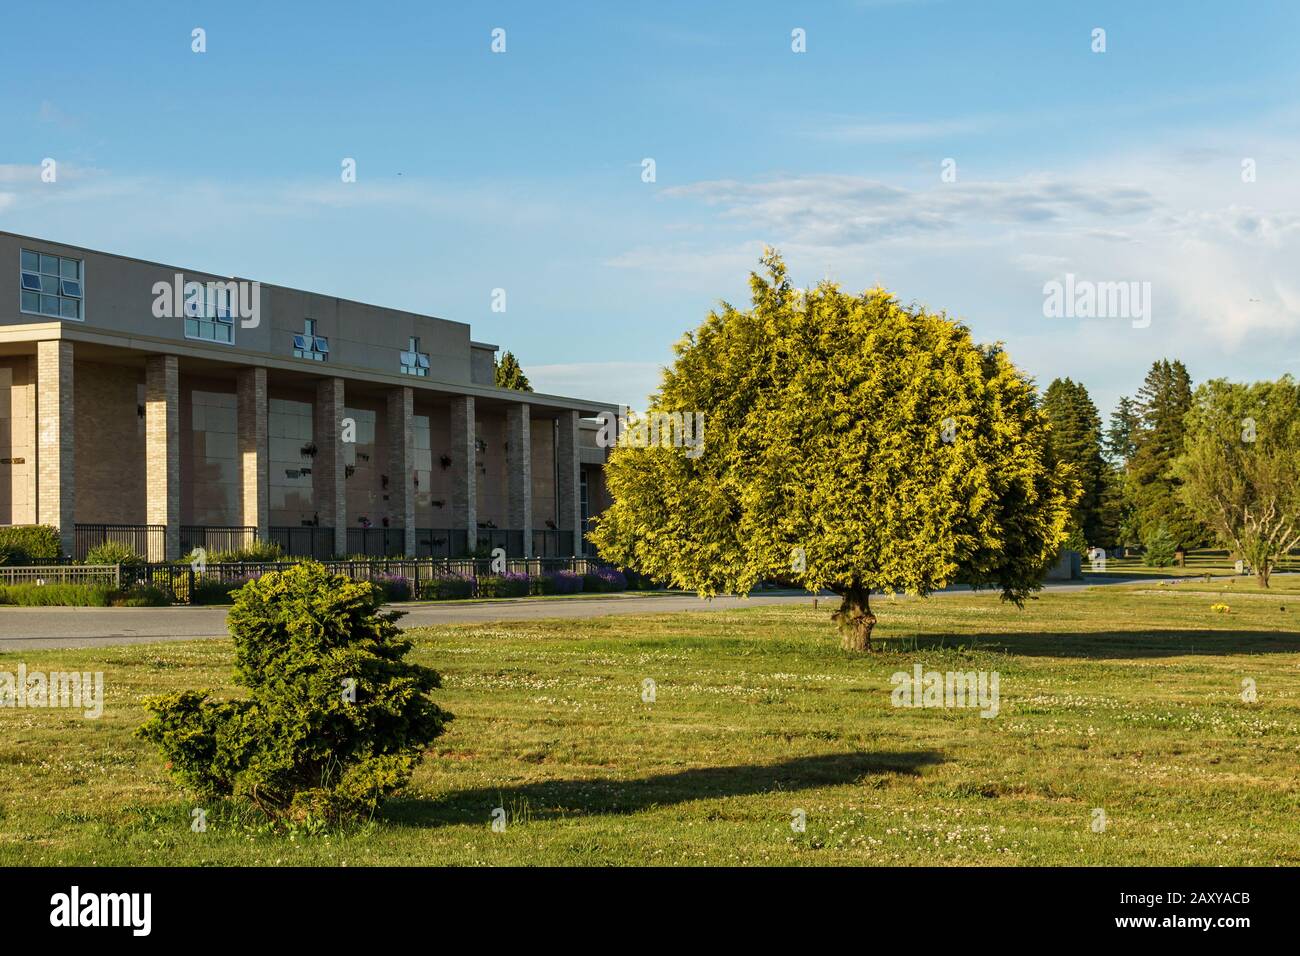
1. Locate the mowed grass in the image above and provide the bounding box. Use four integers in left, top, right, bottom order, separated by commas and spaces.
1, 586, 1297, 866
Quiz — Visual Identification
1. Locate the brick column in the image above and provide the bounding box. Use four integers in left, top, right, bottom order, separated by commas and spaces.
237, 367, 269, 543
449, 395, 476, 555
556, 409, 582, 556
36, 340, 75, 557
314, 377, 347, 557
506, 402, 532, 558
386, 386, 416, 557
145, 354, 180, 561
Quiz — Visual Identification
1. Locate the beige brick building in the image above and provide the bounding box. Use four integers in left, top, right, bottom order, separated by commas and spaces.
0, 232, 615, 560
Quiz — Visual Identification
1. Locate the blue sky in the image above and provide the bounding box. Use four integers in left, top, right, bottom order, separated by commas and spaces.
3, 0, 1299, 418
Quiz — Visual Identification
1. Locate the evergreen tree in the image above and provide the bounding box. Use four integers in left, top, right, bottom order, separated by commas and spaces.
495, 350, 533, 391
1041, 378, 1110, 546
1126, 359, 1204, 551
591, 250, 1076, 651
1105, 396, 1140, 467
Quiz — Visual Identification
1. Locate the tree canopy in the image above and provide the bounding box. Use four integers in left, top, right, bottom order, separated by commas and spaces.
1174, 376, 1300, 587
1126, 359, 1205, 550
1042, 378, 1109, 547
590, 251, 1076, 650
495, 350, 533, 391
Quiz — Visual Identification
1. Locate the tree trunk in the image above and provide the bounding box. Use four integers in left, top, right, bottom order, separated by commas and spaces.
833, 585, 877, 652
1257, 562, 1271, 589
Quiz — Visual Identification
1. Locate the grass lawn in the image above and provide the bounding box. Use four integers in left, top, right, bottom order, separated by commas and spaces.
1, 586, 1297, 866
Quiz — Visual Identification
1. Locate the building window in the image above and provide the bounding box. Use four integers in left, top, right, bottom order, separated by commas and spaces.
182, 280, 234, 344
399, 336, 429, 377
293, 318, 329, 361
20, 249, 83, 320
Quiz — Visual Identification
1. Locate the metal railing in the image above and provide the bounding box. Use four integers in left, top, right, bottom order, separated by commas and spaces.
346, 527, 407, 558
415, 528, 471, 559
126, 556, 612, 604
268, 526, 336, 560
0, 563, 120, 586
531, 529, 578, 558
180, 526, 257, 555
73, 524, 165, 561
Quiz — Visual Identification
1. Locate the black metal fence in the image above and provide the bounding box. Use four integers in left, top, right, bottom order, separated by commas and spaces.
474, 529, 525, 557
532, 529, 576, 558
346, 527, 407, 558
180, 526, 257, 555
73, 524, 165, 561
69, 524, 587, 562
268, 526, 336, 560
415, 529, 472, 559
126, 556, 611, 604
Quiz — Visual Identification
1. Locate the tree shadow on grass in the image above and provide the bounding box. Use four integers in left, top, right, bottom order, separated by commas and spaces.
875, 629, 1300, 659
387, 749, 944, 828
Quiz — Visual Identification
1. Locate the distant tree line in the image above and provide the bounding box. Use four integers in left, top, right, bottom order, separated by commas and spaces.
1041, 359, 1300, 585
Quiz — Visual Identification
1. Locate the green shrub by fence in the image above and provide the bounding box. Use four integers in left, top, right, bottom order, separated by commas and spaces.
0, 525, 62, 564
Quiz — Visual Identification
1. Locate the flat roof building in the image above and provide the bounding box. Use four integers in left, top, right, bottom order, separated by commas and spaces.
0, 231, 615, 560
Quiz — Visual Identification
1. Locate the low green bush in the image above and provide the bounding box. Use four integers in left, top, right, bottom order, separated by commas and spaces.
476, 573, 529, 598
0, 583, 114, 606
111, 584, 171, 607
210, 541, 286, 563
420, 574, 474, 600
84, 541, 146, 567
0, 581, 172, 606
0, 525, 62, 564
190, 574, 260, 605
138, 562, 453, 824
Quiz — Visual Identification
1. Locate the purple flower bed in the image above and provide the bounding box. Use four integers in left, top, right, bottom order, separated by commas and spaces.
582, 567, 627, 593
372, 572, 413, 602
547, 570, 583, 594
478, 571, 529, 598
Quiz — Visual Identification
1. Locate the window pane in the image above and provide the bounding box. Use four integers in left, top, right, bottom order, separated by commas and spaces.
314, 338, 329, 353
41, 295, 59, 315
21, 273, 42, 291
39, 254, 59, 275
41, 275, 59, 293
218, 324, 232, 342
60, 298, 79, 319
60, 258, 79, 280
21, 250, 38, 271
185, 318, 200, 338
21, 290, 39, 312
61, 279, 81, 297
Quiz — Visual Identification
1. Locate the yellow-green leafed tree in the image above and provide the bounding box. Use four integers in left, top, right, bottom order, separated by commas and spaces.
590, 250, 1077, 651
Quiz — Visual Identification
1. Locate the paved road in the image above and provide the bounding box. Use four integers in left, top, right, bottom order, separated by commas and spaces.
0, 579, 1131, 652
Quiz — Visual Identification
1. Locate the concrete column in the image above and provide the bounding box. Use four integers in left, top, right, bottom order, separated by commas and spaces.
387, 386, 416, 557
314, 377, 347, 557
556, 409, 582, 556
145, 354, 180, 561
36, 340, 75, 557
449, 395, 476, 555
236, 367, 269, 543
506, 402, 532, 557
